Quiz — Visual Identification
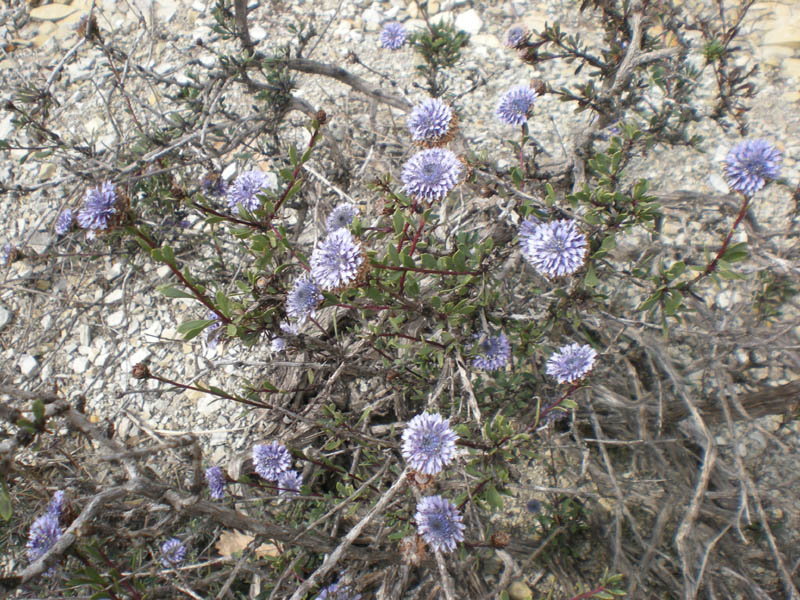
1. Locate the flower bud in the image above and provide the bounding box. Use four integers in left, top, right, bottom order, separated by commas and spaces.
132, 363, 150, 380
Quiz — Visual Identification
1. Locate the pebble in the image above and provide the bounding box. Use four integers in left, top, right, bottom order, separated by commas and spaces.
0, 305, 11, 332
455, 9, 482, 35
105, 288, 125, 304
71, 356, 89, 374
20, 355, 40, 378
107, 310, 126, 327
508, 581, 533, 600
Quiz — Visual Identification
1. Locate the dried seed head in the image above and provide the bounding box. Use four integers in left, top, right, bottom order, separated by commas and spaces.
479, 185, 494, 198
490, 531, 511, 548
409, 470, 436, 493
132, 363, 150, 380
399, 535, 427, 566
316, 109, 328, 125
530, 79, 548, 96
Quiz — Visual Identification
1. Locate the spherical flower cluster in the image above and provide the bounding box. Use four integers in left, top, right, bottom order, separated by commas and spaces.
723, 139, 782, 196
226, 170, 274, 214
546, 343, 597, 384
401, 148, 463, 202
161, 538, 186, 567
253, 441, 292, 481
77, 181, 117, 238
472, 332, 511, 371
316, 582, 362, 600
205, 466, 225, 500
26, 513, 62, 564
1, 243, 12, 266
287, 276, 322, 322
407, 98, 453, 145
415, 495, 465, 553
55, 209, 74, 236
380, 22, 407, 50
520, 219, 587, 278
327, 203, 359, 231
504, 24, 529, 48
310, 229, 364, 291
496, 85, 538, 126
277, 470, 303, 496
401, 412, 458, 475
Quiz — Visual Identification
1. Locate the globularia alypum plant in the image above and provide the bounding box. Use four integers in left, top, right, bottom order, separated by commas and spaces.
2, 0, 797, 598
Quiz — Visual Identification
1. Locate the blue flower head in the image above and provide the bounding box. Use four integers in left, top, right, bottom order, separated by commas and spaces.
286, 276, 322, 323
161, 538, 186, 567
327, 203, 359, 232
415, 495, 465, 553
315, 581, 362, 600
723, 139, 782, 196
205, 466, 225, 500
277, 469, 303, 496
310, 229, 364, 291
520, 219, 586, 278
46, 491, 65, 518
26, 512, 62, 564
472, 332, 511, 371
496, 85, 538, 126
77, 181, 117, 237
401, 412, 458, 475
401, 148, 463, 202
380, 22, 407, 50
226, 170, 274, 214
253, 441, 292, 481
546, 342, 597, 384
504, 25, 529, 48
55, 209, 74, 236
407, 98, 454, 146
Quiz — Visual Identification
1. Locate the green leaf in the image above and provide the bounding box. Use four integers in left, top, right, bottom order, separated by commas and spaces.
0, 479, 12, 521
177, 319, 214, 341
584, 263, 599, 287
452, 249, 467, 272
663, 289, 683, 316
486, 484, 504, 510
392, 210, 405, 236
158, 285, 195, 299
32, 399, 44, 424
721, 241, 748, 263
289, 144, 298, 167
421, 253, 437, 269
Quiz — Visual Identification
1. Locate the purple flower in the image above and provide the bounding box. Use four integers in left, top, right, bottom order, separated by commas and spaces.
1, 243, 12, 266
55, 209, 74, 236
520, 219, 587, 278
205, 466, 225, 500
316, 582, 361, 600
401, 412, 458, 475
415, 495, 465, 553
504, 24, 529, 48
545, 343, 597, 384
723, 139, 782, 196
277, 470, 303, 496
77, 181, 117, 237
407, 98, 453, 144
46, 491, 65, 518
202, 174, 228, 197
327, 203, 359, 231
26, 512, 62, 564
380, 22, 407, 50
496, 85, 538, 126
205, 310, 223, 349
253, 441, 292, 481
226, 170, 274, 214
160, 538, 186, 567
310, 229, 364, 291
286, 276, 321, 322
401, 148, 463, 202
472, 332, 511, 371
271, 336, 286, 353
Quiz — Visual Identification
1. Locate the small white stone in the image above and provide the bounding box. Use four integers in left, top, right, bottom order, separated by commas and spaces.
94, 351, 110, 367
79, 324, 92, 346
20, 355, 39, 377
250, 25, 267, 42
455, 8, 482, 35
210, 431, 228, 446
0, 305, 11, 332
105, 288, 124, 304
41, 315, 53, 330
362, 7, 381, 22
708, 173, 729, 194
129, 348, 151, 365
222, 163, 237, 180
107, 310, 125, 327
72, 356, 90, 374
156, 265, 171, 278
198, 395, 222, 415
